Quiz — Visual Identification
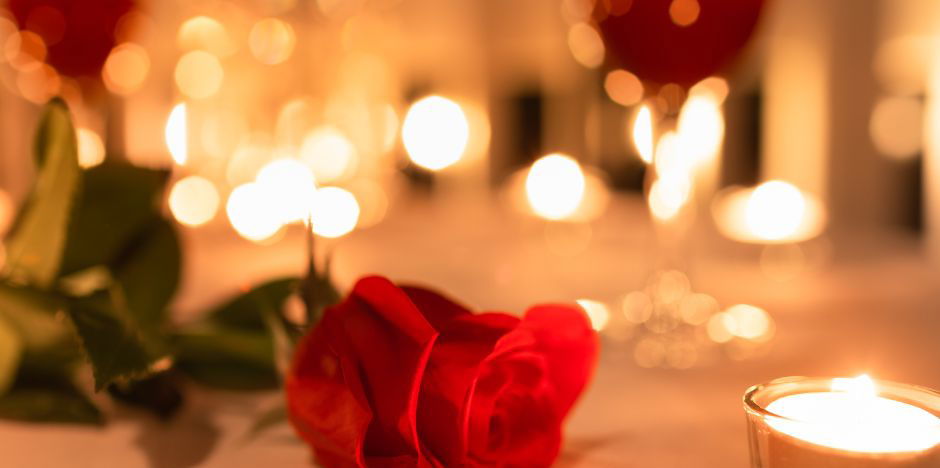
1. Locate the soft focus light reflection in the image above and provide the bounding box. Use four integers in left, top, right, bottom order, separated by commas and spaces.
746, 181, 806, 241
648, 176, 689, 222
249, 18, 295, 65
227, 183, 283, 242
177, 16, 236, 57
103, 43, 150, 95
669, 0, 701, 27
525, 154, 586, 221
677, 92, 725, 167
256, 158, 317, 224
76, 128, 105, 169
175, 50, 223, 99
402, 96, 470, 171
301, 127, 358, 183
165, 103, 187, 165
725, 304, 773, 341
4, 30, 46, 71
632, 105, 654, 164
605, 69, 643, 107
567, 22, 604, 68
309, 187, 360, 238
713, 182, 827, 244
576, 299, 610, 331
17, 63, 59, 103
169, 176, 220, 227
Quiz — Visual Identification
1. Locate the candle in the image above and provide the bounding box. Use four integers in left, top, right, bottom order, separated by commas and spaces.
745, 376, 940, 467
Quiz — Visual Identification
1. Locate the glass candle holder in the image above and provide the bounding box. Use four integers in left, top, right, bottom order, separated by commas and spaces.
744, 376, 940, 467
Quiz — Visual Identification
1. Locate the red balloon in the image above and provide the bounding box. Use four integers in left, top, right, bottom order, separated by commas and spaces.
8, 0, 136, 78
596, 0, 766, 88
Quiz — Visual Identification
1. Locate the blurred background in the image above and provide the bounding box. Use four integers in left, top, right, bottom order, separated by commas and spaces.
0, 0, 937, 365
3, 0, 940, 466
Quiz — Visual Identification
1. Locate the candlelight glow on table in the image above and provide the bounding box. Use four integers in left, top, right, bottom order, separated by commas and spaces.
744, 375, 940, 467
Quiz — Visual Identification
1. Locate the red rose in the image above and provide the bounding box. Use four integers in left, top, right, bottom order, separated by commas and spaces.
286, 276, 598, 468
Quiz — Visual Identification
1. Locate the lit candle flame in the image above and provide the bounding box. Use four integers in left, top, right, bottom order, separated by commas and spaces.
165, 103, 187, 166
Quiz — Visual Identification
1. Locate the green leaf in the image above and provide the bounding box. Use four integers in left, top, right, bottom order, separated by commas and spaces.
174, 327, 278, 390
206, 278, 298, 331
65, 290, 168, 391
112, 219, 181, 329
60, 163, 169, 276
0, 386, 102, 425
0, 314, 22, 395
0, 282, 70, 355
3, 99, 81, 288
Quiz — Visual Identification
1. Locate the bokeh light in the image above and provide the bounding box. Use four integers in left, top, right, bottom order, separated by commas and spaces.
631, 105, 654, 164
76, 128, 105, 169
103, 43, 150, 95
402, 96, 470, 171
713, 183, 827, 244
678, 293, 719, 326
525, 153, 586, 221
870, 95, 923, 161
346, 179, 389, 229
605, 69, 644, 107
16, 63, 59, 103
177, 16, 236, 57
576, 299, 611, 331
677, 92, 725, 167
165, 103, 188, 166
4, 30, 46, 71
249, 18, 295, 65
746, 181, 806, 241
648, 176, 690, 222
256, 158, 317, 224
24, 5, 65, 45
169, 176, 220, 227
725, 304, 774, 342
175, 50, 224, 99
300, 127, 358, 183
309, 187, 360, 238
567, 22, 604, 68
669, 0, 701, 27
622, 291, 653, 324
227, 182, 283, 242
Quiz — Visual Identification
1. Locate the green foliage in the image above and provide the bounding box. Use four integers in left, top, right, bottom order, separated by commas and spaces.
0, 99, 343, 427
60, 163, 170, 276
174, 278, 301, 391
0, 315, 22, 395
66, 290, 169, 391
3, 98, 81, 288
0, 387, 102, 425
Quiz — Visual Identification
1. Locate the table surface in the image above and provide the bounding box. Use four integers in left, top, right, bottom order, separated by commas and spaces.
2, 194, 939, 468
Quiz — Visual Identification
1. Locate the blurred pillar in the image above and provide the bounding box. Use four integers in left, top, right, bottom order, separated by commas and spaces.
762, 0, 830, 200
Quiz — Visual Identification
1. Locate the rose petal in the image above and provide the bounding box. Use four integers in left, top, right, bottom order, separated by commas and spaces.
287, 303, 372, 467
343, 277, 440, 463
517, 304, 599, 416
400, 286, 472, 330
416, 312, 520, 466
